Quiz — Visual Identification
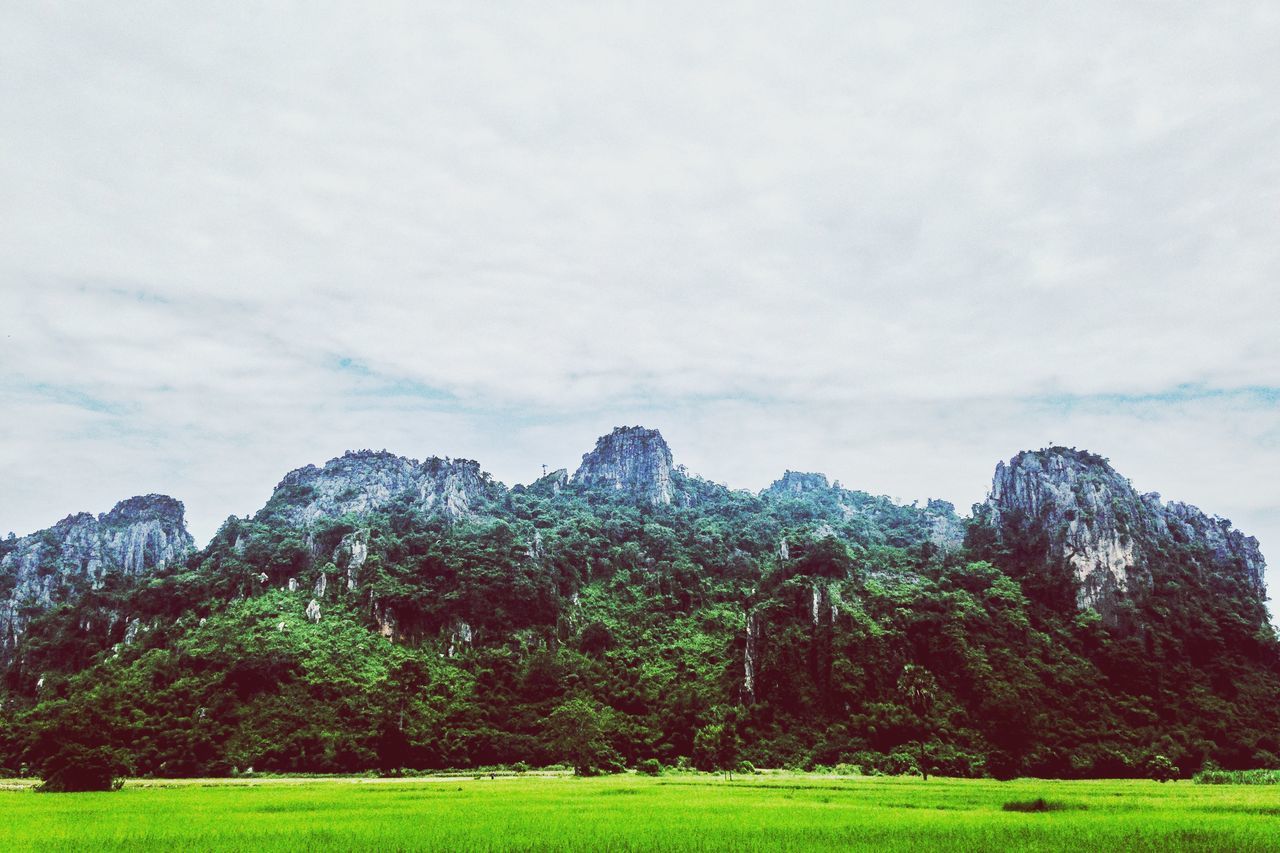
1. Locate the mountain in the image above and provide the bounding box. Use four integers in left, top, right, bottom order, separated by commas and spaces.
572, 426, 677, 505
0, 495, 194, 664
1, 429, 1273, 781
982, 447, 1267, 621
262, 450, 502, 528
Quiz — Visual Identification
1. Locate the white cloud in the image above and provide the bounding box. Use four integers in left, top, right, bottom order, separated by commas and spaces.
1, 2, 1277, 608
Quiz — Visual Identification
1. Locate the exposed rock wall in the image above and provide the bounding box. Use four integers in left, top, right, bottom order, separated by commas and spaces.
766, 471, 831, 496
572, 426, 675, 505
264, 450, 500, 528
985, 448, 1266, 613
0, 495, 194, 659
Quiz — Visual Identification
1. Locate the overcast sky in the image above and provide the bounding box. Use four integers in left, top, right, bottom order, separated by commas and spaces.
2, 2, 1277, 608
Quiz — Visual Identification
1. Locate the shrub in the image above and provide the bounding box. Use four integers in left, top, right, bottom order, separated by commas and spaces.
636, 758, 663, 776
1002, 798, 1076, 813
735, 760, 756, 775
35, 744, 125, 793
1144, 754, 1178, 783
1193, 769, 1280, 785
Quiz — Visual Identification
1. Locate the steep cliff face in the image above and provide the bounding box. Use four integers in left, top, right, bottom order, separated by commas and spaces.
0, 495, 194, 658
984, 448, 1266, 613
263, 450, 501, 528
572, 426, 675, 505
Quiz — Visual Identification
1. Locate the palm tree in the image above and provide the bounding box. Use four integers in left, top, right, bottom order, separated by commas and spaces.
897, 664, 938, 780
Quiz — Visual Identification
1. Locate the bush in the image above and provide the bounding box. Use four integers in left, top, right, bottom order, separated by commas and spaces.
1193, 769, 1280, 785
735, 760, 756, 775
35, 744, 125, 793
510, 761, 530, 774
1144, 754, 1178, 783
636, 758, 663, 776
1002, 798, 1076, 813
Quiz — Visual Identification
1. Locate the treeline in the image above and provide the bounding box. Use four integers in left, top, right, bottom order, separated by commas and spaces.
2, 470, 1277, 782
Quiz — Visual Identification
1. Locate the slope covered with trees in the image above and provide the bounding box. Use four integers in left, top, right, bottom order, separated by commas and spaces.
1, 428, 1274, 780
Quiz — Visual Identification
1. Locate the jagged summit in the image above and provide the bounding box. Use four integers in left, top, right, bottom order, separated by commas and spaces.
764, 471, 831, 496
0, 494, 195, 660
984, 446, 1266, 615
264, 450, 497, 526
572, 426, 675, 505
101, 494, 187, 526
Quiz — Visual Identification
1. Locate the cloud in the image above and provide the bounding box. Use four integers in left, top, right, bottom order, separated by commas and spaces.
1, 2, 1277, 608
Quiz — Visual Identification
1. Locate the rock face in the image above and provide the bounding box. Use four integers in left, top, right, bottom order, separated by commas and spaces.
922, 499, 966, 552
0, 495, 194, 659
573, 427, 675, 505
765, 471, 830, 497
1163, 501, 1267, 593
263, 450, 499, 528
985, 448, 1266, 613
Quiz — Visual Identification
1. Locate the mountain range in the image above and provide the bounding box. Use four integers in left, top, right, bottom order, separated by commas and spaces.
1, 426, 1274, 779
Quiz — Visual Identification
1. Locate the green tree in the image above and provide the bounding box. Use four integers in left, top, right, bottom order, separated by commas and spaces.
25, 695, 126, 792
693, 707, 742, 779
897, 664, 938, 781
544, 698, 621, 776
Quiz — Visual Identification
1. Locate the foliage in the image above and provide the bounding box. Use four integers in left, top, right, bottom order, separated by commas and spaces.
1144, 753, 1178, 782
1, 467, 1277, 780
544, 698, 623, 776
1193, 768, 1280, 785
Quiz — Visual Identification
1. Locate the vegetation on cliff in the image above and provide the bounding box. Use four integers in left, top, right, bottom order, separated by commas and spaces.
1, 430, 1274, 781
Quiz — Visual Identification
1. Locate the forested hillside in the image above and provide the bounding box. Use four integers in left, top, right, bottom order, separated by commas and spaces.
2, 427, 1275, 780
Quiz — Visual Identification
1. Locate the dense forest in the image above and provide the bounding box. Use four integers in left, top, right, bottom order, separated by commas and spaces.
1, 426, 1276, 783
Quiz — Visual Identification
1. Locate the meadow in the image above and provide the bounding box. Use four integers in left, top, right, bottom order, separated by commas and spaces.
1, 772, 1277, 851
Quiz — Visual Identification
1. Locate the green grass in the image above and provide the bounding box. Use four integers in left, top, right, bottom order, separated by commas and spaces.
1, 773, 1278, 851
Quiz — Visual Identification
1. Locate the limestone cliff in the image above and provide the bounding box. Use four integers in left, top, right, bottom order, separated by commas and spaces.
984, 448, 1266, 613
0, 495, 194, 659
572, 426, 675, 505
765, 471, 831, 497
262, 450, 501, 528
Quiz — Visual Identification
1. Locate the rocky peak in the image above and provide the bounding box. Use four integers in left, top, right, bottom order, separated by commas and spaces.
764, 471, 831, 497
418, 457, 490, 519
264, 450, 499, 527
1164, 501, 1266, 595
100, 494, 186, 528
0, 495, 195, 660
986, 448, 1153, 612
572, 426, 675, 505
985, 447, 1266, 614
526, 468, 569, 497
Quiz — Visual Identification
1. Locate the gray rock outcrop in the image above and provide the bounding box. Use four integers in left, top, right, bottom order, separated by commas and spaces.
263, 450, 500, 529
765, 471, 831, 496
572, 427, 675, 505
984, 448, 1266, 613
0, 495, 194, 660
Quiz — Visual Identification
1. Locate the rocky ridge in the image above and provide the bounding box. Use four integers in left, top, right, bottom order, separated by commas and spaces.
263, 450, 501, 528
984, 448, 1266, 614
0, 495, 194, 659
572, 426, 676, 505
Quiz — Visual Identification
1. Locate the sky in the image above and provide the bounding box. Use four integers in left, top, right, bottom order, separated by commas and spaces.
2, 3, 1278, 607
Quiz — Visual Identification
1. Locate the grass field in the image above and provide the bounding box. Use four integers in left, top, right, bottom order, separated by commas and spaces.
1, 772, 1277, 851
